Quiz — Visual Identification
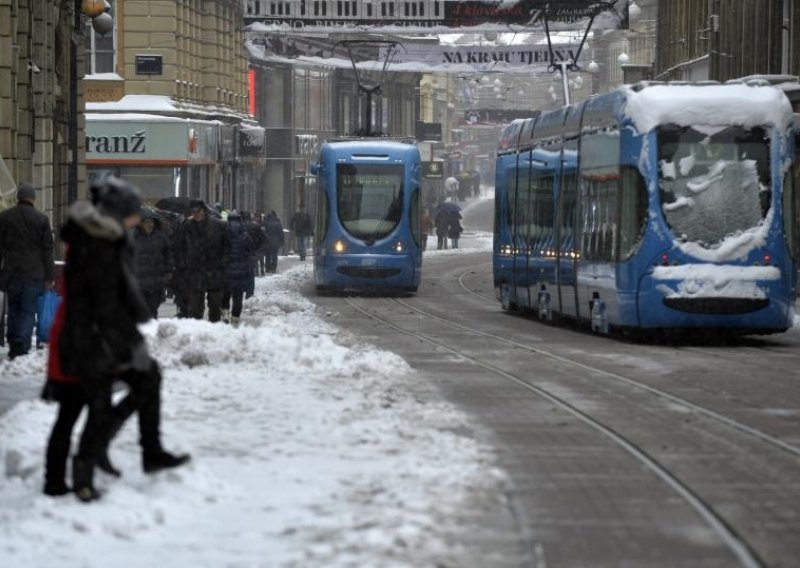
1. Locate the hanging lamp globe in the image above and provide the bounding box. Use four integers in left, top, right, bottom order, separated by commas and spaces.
81, 0, 106, 17
91, 12, 114, 36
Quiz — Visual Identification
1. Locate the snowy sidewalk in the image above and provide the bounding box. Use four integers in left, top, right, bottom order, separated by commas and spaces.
0, 264, 510, 567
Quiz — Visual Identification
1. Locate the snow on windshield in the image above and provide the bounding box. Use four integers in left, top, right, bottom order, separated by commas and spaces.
659, 158, 765, 246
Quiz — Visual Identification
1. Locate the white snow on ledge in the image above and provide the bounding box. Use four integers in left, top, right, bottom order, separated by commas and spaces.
87, 94, 178, 112
84, 72, 124, 81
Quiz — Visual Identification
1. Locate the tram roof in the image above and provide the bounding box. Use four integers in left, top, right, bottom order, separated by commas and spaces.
622, 81, 795, 134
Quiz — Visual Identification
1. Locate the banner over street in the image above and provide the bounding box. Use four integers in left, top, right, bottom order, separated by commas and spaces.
245, 0, 630, 34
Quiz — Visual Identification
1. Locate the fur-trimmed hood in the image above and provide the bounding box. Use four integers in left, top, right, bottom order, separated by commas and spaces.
63, 200, 126, 242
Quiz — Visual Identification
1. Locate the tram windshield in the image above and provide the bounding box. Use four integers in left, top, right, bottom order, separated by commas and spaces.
337, 163, 404, 242
657, 124, 771, 247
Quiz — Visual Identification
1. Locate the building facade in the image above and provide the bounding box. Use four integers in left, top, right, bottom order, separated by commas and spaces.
0, 0, 86, 227
85, 0, 263, 212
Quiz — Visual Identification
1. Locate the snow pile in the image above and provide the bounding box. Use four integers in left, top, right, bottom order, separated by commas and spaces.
0, 266, 507, 567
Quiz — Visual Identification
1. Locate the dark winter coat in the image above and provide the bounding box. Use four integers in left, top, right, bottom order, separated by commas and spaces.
434, 210, 449, 237
134, 223, 172, 293
447, 212, 463, 239
0, 201, 55, 286
180, 215, 230, 291
289, 211, 312, 236
225, 216, 255, 294
58, 201, 151, 377
264, 214, 285, 251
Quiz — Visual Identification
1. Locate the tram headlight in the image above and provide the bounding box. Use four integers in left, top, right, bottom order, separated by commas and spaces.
331, 240, 347, 253
393, 241, 404, 253
500, 244, 513, 256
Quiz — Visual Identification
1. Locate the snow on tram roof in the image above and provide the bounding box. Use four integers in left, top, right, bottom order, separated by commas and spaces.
623, 82, 794, 134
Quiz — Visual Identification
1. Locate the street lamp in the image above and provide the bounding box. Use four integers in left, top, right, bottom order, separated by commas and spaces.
69, 0, 114, 203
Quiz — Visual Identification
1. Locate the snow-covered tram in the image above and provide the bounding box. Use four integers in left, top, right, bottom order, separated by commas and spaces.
494, 81, 798, 335
310, 138, 423, 293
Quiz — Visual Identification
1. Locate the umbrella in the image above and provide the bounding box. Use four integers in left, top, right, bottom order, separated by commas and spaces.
436, 202, 461, 215
155, 196, 192, 215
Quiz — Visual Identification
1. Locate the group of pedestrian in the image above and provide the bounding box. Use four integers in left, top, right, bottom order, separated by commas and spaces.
433, 204, 463, 250
0, 175, 308, 502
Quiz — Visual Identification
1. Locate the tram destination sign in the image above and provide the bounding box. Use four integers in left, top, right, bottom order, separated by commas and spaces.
244, 1, 630, 33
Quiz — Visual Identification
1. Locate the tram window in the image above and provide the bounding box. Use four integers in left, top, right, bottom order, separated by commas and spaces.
514, 168, 531, 246
560, 172, 579, 258
618, 166, 648, 260
580, 127, 620, 261
532, 174, 555, 252
316, 178, 330, 246
784, 169, 798, 260
410, 189, 422, 246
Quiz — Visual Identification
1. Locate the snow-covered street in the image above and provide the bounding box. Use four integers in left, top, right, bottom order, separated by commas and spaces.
0, 260, 511, 567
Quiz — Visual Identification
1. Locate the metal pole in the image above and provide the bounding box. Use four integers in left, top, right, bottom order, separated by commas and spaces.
557, 61, 571, 106
68, 0, 80, 205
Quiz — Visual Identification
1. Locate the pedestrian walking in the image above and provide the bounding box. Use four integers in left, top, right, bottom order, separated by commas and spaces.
434, 206, 449, 250
168, 212, 191, 317
289, 206, 312, 260
420, 209, 433, 252
0, 182, 55, 359
448, 210, 463, 249
264, 210, 285, 272
180, 199, 229, 322
222, 211, 254, 326
53, 176, 189, 501
133, 209, 172, 318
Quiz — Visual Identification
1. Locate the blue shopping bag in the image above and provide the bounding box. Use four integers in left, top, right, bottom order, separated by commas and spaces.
37, 289, 61, 345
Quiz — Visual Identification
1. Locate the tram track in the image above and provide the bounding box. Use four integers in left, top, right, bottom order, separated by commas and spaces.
343, 294, 766, 568
444, 271, 800, 460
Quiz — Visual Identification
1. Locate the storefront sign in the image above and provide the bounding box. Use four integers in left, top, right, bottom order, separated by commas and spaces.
295, 133, 319, 157
85, 117, 219, 164
416, 122, 442, 142
240, 126, 267, 158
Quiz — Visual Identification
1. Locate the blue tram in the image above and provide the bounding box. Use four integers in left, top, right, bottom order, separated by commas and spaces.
311, 138, 423, 293
494, 81, 798, 335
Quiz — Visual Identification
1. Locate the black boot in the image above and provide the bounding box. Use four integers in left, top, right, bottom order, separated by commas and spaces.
96, 451, 122, 477
43, 481, 71, 497
72, 457, 101, 502
143, 450, 191, 474
95, 402, 134, 478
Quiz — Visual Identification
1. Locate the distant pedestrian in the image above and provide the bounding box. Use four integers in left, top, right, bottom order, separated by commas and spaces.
434, 207, 449, 250
133, 209, 172, 318
264, 210, 285, 272
53, 176, 189, 501
448, 210, 463, 249
444, 176, 459, 199
168, 211, 192, 317
0, 182, 55, 359
420, 209, 433, 252
289, 206, 312, 260
180, 200, 230, 322
222, 211, 254, 326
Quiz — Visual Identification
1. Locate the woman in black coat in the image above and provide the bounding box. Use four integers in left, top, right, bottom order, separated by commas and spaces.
223, 211, 254, 324
59, 176, 189, 501
133, 209, 172, 318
